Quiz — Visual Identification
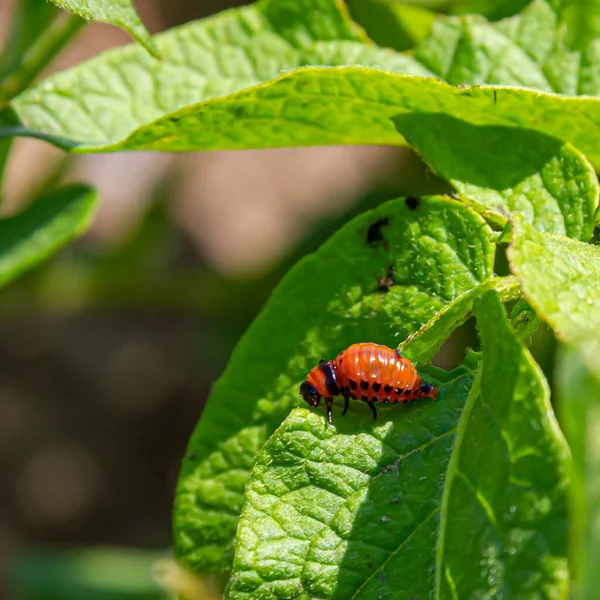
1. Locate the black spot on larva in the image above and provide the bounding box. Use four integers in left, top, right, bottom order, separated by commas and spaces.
349, 380, 357, 390
372, 382, 382, 392
405, 196, 420, 210
404, 389, 411, 396
361, 394, 369, 402
360, 380, 369, 391
383, 398, 389, 404
366, 217, 389, 245
393, 398, 399, 404
395, 388, 402, 395
350, 393, 356, 400
402, 399, 408, 404
384, 384, 393, 394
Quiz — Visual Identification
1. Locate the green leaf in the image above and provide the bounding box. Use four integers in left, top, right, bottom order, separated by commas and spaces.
347, 0, 436, 51
415, 0, 582, 94
223, 291, 569, 599
8, 68, 600, 170
0, 184, 97, 288
507, 215, 600, 380
400, 275, 520, 363
393, 114, 599, 240
6, 0, 600, 163
417, 0, 600, 96
556, 346, 600, 600
7, 0, 385, 148
48, 0, 158, 58
174, 196, 495, 575
225, 377, 472, 600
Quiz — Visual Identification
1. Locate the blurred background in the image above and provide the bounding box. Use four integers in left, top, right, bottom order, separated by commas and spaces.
0, 0, 551, 598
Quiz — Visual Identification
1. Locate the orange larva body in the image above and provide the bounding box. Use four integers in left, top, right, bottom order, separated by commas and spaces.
300, 342, 439, 424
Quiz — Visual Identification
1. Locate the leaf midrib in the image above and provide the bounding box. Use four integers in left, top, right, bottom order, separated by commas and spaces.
434, 371, 482, 599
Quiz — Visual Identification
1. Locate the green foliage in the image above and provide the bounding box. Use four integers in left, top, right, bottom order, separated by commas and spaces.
2, 0, 600, 598
175, 196, 495, 574
226, 379, 472, 600
223, 292, 568, 599
3, 0, 600, 164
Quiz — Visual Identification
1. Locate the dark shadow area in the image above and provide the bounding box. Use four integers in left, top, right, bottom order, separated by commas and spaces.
432, 316, 479, 370
393, 112, 568, 197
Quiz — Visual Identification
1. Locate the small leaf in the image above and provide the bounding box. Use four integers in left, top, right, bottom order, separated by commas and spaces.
49, 0, 158, 57
510, 299, 542, 344
174, 197, 495, 575
0, 184, 97, 288
400, 275, 520, 363
556, 346, 600, 600
393, 114, 599, 239
224, 291, 569, 599
507, 215, 600, 379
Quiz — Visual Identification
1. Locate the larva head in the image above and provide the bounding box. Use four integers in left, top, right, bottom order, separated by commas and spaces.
300, 379, 321, 407
300, 362, 334, 407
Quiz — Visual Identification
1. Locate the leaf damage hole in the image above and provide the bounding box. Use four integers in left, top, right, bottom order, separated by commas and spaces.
377, 264, 396, 291
405, 196, 420, 210
366, 217, 389, 246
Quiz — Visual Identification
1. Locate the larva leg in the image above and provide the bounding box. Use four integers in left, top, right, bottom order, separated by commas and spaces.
342, 395, 350, 416
367, 401, 377, 420
325, 397, 333, 425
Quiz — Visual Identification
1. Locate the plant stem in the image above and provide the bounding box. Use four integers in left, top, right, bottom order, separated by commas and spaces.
0, 12, 85, 104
